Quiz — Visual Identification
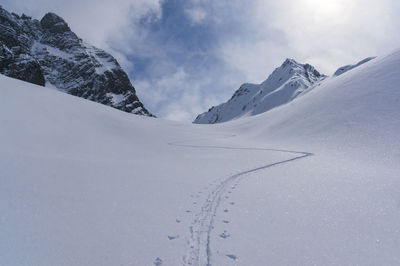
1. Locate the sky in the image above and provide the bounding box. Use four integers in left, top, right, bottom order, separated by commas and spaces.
2, 0, 400, 121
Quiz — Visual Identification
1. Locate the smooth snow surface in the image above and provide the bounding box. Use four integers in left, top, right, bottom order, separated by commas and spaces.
1, 49, 400, 265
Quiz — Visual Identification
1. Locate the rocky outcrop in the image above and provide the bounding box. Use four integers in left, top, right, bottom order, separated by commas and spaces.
0, 7, 153, 116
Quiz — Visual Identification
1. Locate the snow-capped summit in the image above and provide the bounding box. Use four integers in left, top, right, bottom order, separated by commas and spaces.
0, 7, 153, 116
194, 58, 326, 124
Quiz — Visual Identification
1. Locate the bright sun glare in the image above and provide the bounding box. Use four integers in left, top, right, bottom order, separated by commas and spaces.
302, 0, 348, 16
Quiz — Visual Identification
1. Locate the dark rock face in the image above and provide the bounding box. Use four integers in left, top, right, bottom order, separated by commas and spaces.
40, 13, 71, 33
0, 6, 153, 117
7, 55, 45, 86
0, 7, 45, 86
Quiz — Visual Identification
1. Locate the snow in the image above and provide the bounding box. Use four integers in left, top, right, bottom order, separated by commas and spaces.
106, 92, 125, 105
1, 48, 400, 265
31, 41, 73, 61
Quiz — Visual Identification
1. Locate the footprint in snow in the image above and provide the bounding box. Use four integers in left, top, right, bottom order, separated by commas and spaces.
226, 254, 238, 261
176, 219, 181, 223
222, 220, 230, 224
224, 209, 229, 213
168, 235, 179, 240
186, 210, 191, 213
219, 231, 230, 239
154, 257, 163, 266
230, 202, 235, 205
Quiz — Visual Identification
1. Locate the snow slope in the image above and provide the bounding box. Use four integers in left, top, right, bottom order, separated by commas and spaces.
0, 74, 296, 265
1, 49, 400, 265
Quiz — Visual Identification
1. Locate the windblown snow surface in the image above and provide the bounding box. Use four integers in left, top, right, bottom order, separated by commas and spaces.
1, 49, 400, 265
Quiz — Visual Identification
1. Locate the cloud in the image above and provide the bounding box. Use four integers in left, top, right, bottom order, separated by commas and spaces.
133, 65, 239, 121
222, 0, 400, 75
185, 7, 207, 25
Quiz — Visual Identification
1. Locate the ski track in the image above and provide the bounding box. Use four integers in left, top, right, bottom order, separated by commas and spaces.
168, 137, 313, 266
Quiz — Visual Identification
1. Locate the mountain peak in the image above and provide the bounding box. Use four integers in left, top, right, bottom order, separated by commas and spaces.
194, 59, 326, 124
263, 59, 324, 89
282, 58, 300, 66
40, 12, 71, 33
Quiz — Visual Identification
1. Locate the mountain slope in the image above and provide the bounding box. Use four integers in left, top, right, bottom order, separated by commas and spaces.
0, 7, 152, 116
194, 59, 326, 124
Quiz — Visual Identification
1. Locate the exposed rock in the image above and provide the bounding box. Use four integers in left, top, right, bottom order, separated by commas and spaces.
40, 12, 71, 33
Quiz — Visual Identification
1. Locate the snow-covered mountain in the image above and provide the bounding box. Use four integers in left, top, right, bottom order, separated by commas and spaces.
1, 48, 400, 265
334, 57, 376, 76
0, 7, 153, 116
194, 59, 326, 124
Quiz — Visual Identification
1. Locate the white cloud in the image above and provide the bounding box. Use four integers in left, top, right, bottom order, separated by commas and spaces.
218, 0, 400, 78
134, 67, 212, 121
185, 7, 207, 24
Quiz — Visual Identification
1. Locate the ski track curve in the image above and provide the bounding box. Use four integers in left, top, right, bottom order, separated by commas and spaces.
168, 137, 313, 266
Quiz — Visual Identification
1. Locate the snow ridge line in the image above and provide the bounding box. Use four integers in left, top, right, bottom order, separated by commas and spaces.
168, 139, 313, 266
